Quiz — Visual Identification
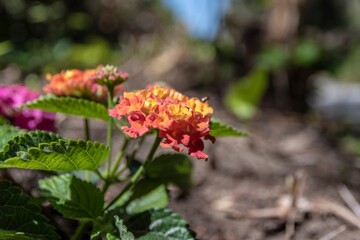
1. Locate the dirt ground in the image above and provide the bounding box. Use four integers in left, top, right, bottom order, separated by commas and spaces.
168, 110, 360, 240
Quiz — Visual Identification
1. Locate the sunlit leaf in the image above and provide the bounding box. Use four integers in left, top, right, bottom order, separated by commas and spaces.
23, 95, 109, 121
210, 118, 247, 137
0, 131, 109, 171
225, 70, 267, 119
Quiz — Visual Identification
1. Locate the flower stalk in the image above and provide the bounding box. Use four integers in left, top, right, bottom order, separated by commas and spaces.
84, 118, 91, 141
109, 138, 130, 179
106, 85, 115, 176
104, 136, 161, 211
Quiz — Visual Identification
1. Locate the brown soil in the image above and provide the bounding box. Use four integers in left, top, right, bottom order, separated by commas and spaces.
168, 111, 360, 240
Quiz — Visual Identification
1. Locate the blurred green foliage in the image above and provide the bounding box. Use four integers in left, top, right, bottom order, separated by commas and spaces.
1, 0, 360, 117
225, 70, 267, 119
0, 0, 172, 75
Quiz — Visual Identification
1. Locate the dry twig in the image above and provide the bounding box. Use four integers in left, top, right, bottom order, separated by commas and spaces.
318, 225, 346, 240
225, 170, 360, 239
338, 184, 360, 217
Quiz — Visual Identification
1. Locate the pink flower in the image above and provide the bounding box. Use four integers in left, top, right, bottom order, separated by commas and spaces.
110, 85, 215, 160
0, 84, 56, 131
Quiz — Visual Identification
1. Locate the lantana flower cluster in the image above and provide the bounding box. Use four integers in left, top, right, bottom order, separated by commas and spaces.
90, 65, 129, 87
44, 65, 127, 102
109, 85, 215, 160
0, 84, 56, 131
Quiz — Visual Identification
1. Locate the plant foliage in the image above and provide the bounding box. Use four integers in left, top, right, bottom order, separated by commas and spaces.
210, 118, 247, 137
0, 131, 109, 171
0, 181, 59, 240
39, 174, 104, 220
146, 154, 193, 191
0, 66, 247, 239
225, 70, 267, 120
107, 216, 135, 240
127, 208, 196, 240
23, 95, 109, 121
0, 125, 25, 150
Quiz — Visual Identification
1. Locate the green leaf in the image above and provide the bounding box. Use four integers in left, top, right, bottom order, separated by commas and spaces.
256, 45, 289, 71
0, 130, 62, 161
126, 181, 169, 215
94, 215, 136, 240
225, 69, 267, 120
113, 216, 135, 240
0, 116, 10, 125
0, 125, 25, 151
146, 154, 193, 191
107, 179, 169, 215
39, 174, 104, 220
23, 95, 109, 121
137, 233, 167, 240
0, 229, 35, 240
127, 208, 196, 240
291, 39, 321, 66
0, 181, 59, 240
210, 118, 247, 137
0, 131, 109, 171
106, 234, 120, 240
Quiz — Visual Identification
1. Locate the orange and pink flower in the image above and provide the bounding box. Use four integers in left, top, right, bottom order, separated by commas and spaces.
109, 85, 215, 160
44, 66, 127, 102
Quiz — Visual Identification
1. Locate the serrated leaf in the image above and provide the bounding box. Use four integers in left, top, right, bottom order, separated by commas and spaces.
92, 211, 138, 239
0, 125, 25, 150
39, 174, 104, 220
23, 95, 109, 121
0, 131, 109, 171
127, 208, 196, 240
210, 118, 247, 137
113, 216, 135, 240
146, 154, 193, 191
0, 131, 62, 161
0, 181, 59, 240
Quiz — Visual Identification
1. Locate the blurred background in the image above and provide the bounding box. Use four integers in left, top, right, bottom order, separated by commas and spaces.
3, 1, 360, 238
1, 0, 360, 119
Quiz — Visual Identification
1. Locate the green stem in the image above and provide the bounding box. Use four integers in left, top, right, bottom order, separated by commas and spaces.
83, 118, 91, 181
144, 136, 161, 166
71, 221, 90, 240
104, 136, 161, 211
84, 118, 90, 141
110, 138, 130, 178
127, 136, 146, 167
94, 169, 106, 181
106, 85, 115, 176
102, 181, 111, 195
